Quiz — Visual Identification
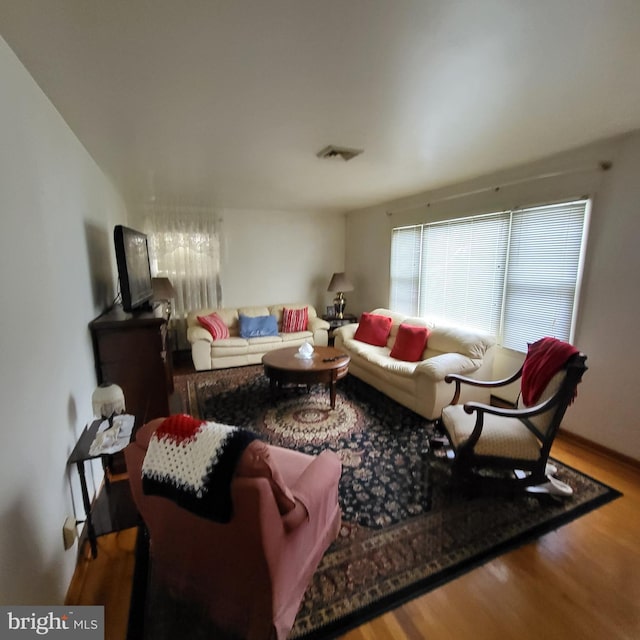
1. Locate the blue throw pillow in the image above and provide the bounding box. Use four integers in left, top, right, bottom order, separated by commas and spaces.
238, 314, 279, 338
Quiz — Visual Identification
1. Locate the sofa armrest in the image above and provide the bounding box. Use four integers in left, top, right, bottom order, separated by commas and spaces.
308, 316, 330, 332
307, 316, 330, 347
187, 325, 214, 344
415, 353, 481, 381
334, 323, 358, 343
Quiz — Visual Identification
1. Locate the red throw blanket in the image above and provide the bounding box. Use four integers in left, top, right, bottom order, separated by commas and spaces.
521, 337, 580, 406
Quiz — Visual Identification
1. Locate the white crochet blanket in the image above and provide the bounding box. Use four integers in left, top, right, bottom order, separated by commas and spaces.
141, 414, 257, 522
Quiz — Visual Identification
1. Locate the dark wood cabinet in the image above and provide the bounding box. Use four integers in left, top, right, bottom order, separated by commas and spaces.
90, 304, 173, 427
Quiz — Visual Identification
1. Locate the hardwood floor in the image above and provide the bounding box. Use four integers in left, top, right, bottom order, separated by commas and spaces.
66, 431, 640, 640
65, 527, 137, 640
345, 437, 640, 640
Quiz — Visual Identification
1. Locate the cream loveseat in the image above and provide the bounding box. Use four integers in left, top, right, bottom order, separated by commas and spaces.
187, 303, 329, 371
334, 308, 496, 420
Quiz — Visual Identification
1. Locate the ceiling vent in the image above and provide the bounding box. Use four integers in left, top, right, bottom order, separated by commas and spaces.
316, 145, 364, 162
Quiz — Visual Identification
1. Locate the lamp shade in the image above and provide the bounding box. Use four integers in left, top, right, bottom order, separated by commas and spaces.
151, 277, 176, 300
327, 272, 354, 292
92, 383, 126, 419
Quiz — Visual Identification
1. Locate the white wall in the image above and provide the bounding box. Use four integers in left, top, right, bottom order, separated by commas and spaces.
129, 204, 346, 320
0, 38, 128, 603
219, 208, 346, 312
127, 205, 346, 349
345, 131, 640, 461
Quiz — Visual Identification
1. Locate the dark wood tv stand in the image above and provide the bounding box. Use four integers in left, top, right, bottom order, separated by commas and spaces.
89, 303, 173, 430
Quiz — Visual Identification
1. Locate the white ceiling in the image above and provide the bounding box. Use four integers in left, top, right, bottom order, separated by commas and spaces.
2, 0, 640, 214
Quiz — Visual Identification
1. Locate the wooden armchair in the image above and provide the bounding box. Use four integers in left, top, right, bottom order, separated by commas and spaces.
437, 338, 587, 493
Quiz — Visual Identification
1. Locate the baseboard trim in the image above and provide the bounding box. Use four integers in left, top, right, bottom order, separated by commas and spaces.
558, 428, 640, 471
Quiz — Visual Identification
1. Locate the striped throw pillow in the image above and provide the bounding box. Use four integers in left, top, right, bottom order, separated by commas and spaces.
198, 312, 230, 340
282, 307, 308, 333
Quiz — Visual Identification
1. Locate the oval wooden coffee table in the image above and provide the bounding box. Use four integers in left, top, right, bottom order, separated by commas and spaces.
262, 346, 350, 409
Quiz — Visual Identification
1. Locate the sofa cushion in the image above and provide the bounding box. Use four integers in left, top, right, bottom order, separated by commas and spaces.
417, 352, 481, 381
198, 312, 230, 340
217, 308, 240, 334
390, 323, 430, 362
239, 314, 279, 338
354, 312, 393, 346
238, 305, 271, 318
280, 330, 314, 343
369, 308, 408, 326
361, 349, 419, 377
210, 338, 251, 358
428, 325, 495, 358
442, 404, 541, 460
282, 307, 308, 333
342, 338, 389, 360
247, 337, 284, 354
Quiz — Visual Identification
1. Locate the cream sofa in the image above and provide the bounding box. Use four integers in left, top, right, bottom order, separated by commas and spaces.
334, 308, 496, 420
187, 303, 329, 371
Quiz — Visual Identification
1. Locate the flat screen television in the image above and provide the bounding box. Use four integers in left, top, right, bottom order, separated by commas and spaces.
114, 225, 154, 312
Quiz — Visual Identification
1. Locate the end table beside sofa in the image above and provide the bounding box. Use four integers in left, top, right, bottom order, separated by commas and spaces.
322, 313, 358, 345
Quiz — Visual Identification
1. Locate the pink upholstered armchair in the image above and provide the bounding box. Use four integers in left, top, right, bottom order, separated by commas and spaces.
125, 417, 342, 640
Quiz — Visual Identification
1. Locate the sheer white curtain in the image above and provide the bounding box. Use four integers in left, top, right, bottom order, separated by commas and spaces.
143, 204, 223, 346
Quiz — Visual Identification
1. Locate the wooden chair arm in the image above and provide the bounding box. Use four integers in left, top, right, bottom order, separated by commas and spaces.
445, 365, 523, 405
461, 393, 566, 446
464, 391, 563, 419
462, 401, 522, 417
445, 367, 523, 388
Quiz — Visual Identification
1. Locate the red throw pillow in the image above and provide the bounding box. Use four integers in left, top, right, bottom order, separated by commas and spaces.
354, 312, 393, 347
390, 323, 430, 362
282, 307, 308, 333
198, 312, 230, 340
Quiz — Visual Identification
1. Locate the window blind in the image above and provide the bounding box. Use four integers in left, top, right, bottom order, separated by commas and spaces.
389, 199, 588, 352
390, 226, 422, 315
419, 213, 509, 335
501, 201, 587, 351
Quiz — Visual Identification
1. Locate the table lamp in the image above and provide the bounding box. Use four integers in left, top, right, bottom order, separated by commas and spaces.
327, 272, 354, 319
151, 277, 176, 318
92, 382, 126, 425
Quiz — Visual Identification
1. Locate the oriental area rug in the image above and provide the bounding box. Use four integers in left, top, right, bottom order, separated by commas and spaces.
134, 365, 620, 639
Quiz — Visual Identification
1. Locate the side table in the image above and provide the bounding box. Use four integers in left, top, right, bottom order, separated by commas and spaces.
67, 419, 140, 558
322, 314, 358, 345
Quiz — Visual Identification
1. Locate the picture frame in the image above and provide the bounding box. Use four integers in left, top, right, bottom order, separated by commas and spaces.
325, 306, 336, 318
